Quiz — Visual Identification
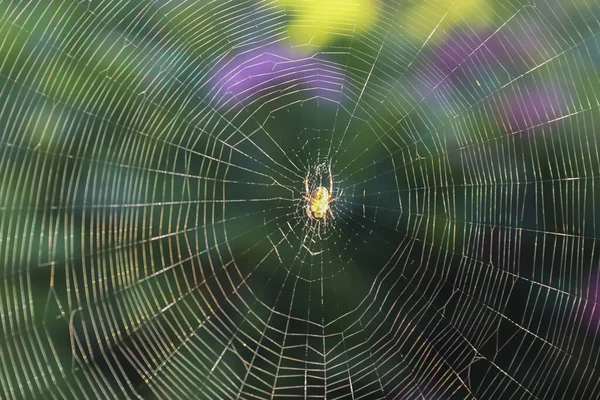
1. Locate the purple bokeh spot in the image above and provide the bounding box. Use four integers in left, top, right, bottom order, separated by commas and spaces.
208, 43, 345, 108
500, 85, 567, 134
411, 27, 568, 135
416, 28, 537, 94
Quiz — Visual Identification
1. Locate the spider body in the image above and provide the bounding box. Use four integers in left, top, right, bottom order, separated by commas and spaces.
308, 187, 330, 219
304, 170, 338, 224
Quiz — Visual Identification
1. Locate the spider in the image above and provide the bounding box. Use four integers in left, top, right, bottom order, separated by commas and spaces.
303, 169, 339, 224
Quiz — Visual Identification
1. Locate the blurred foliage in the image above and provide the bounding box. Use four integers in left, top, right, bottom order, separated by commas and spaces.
2, 0, 600, 398
278, 0, 379, 48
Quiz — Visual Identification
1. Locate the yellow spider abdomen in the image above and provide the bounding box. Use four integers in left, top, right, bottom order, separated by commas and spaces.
303, 170, 338, 223
309, 187, 330, 218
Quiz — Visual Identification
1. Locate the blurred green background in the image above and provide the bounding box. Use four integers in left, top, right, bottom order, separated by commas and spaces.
2, 0, 600, 398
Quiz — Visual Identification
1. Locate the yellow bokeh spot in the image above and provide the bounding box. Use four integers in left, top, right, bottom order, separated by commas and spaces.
402, 0, 493, 43
280, 0, 378, 48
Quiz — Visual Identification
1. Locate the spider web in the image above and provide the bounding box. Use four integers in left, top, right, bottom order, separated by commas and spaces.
1, 0, 600, 398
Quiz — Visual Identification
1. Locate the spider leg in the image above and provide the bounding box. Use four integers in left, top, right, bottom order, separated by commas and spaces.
306, 205, 313, 219
329, 190, 343, 203
329, 167, 333, 194
328, 208, 335, 220
305, 172, 310, 198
